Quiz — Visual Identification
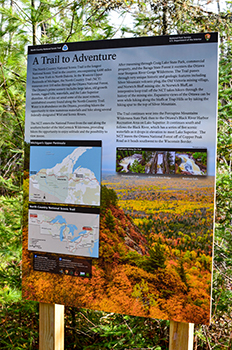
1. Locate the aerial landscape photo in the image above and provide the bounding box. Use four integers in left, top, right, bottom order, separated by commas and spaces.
23, 164, 214, 324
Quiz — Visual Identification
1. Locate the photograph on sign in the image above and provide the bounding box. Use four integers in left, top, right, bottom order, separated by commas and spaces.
22, 33, 218, 325
116, 147, 207, 175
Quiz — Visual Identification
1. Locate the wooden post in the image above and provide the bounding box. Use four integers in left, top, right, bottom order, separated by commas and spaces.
39, 303, 64, 350
169, 321, 194, 350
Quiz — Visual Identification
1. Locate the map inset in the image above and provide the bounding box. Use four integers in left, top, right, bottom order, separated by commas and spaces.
28, 208, 99, 257
29, 145, 101, 206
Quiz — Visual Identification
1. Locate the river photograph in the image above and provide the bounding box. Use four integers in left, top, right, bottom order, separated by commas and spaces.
116, 148, 207, 176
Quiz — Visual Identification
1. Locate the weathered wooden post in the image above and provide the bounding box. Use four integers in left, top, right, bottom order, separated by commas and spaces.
39, 303, 64, 350
169, 321, 194, 350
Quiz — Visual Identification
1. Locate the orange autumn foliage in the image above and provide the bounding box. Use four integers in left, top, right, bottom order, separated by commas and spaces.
22, 176, 214, 324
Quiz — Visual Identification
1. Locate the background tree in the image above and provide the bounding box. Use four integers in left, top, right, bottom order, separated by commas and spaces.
120, 0, 232, 41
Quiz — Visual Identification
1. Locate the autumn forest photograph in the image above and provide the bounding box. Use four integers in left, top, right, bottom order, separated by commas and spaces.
22, 173, 214, 324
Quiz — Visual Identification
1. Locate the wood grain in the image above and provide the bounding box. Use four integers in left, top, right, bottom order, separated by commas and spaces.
169, 321, 194, 350
39, 303, 64, 350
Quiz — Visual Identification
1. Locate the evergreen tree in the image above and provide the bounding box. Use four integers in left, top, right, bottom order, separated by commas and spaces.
145, 240, 166, 271
104, 209, 115, 232
101, 185, 118, 214
178, 259, 188, 289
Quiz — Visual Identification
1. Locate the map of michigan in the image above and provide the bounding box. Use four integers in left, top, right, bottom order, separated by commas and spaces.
28, 208, 99, 258
29, 145, 101, 206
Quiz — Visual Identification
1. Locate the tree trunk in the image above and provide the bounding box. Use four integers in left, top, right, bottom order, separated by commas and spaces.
31, 0, 36, 45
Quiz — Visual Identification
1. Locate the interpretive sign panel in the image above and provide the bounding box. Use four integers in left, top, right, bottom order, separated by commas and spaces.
23, 33, 218, 325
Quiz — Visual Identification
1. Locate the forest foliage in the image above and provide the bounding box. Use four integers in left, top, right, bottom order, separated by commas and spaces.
0, 0, 231, 349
